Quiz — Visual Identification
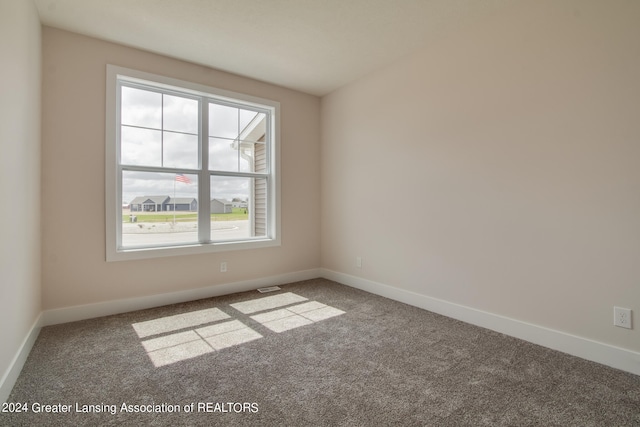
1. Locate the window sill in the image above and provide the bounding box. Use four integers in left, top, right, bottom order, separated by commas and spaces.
106, 238, 280, 262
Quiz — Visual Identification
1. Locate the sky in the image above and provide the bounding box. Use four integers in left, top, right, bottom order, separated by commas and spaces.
120, 85, 267, 204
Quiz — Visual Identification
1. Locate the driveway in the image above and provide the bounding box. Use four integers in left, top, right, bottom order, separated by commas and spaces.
122, 220, 250, 246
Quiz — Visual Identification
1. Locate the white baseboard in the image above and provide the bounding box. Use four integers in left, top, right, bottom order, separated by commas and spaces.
321, 268, 640, 377
28, 267, 640, 378
0, 314, 41, 404
41, 268, 322, 326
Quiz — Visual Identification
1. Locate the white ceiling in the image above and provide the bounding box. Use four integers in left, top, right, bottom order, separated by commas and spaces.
34, 0, 511, 96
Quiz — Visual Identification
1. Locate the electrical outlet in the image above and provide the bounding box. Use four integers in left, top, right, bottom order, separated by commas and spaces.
613, 307, 632, 329
356, 256, 362, 268
220, 261, 227, 273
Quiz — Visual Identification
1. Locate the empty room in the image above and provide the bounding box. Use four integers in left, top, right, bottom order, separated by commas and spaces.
1, 0, 639, 425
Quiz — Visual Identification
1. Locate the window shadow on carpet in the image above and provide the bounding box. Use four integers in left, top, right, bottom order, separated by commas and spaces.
132, 292, 345, 367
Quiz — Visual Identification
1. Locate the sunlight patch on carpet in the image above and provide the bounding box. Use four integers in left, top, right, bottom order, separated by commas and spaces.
197, 319, 262, 350
145, 337, 213, 368
133, 292, 345, 367
251, 301, 345, 333
140, 319, 263, 367
230, 292, 308, 314
132, 307, 230, 338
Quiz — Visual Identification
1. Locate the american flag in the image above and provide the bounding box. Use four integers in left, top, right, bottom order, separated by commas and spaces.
175, 174, 191, 184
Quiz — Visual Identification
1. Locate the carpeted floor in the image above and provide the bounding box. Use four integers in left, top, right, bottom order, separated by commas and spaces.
2, 279, 639, 426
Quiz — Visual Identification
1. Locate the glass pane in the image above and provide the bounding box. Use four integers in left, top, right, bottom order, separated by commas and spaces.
209, 137, 238, 172
121, 126, 161, 166
163, 132, 198, 169
163, 94, 198, 134
121, 86, 162, 129
238, 110, 266, 142
209, 103, 239, 139
122, 171, 198, 248
210, 176, 267, 241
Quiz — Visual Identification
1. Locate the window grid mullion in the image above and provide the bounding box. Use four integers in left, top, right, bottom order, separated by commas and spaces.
208, 171, 268, 179
199, 100, 210, 243
160, 94, 164, 167
237, 108, 241, 172
120, 165, 199, 175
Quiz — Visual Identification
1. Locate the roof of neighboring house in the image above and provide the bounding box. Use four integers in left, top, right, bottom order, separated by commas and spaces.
211, 198, 232, 205
168, 197, 197, 204
130, 195, 171, 205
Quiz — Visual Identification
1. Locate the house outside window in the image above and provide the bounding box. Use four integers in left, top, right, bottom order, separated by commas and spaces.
106, 65, 280, 261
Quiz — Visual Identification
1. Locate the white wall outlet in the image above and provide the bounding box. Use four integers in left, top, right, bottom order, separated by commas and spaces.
613, 306, 632, 329
356, 256, 362, 268
220, 261, 227, 273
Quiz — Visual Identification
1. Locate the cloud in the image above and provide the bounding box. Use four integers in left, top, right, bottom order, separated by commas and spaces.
163, 94, 198, 134
121, 86, 161, 128
211, 176, 254, 202
163, 132, 198, 169
122, 171, 197, 203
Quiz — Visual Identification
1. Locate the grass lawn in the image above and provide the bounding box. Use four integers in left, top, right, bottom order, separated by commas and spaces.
123, 208, 248, 222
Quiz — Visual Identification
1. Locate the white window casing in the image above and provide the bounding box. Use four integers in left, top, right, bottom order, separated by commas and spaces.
106, 65, 280, 261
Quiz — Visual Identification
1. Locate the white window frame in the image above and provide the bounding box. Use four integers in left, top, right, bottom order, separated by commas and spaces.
106, 65, 280, 261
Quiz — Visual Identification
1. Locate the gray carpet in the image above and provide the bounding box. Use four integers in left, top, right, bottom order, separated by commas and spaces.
2, 279, 639, 426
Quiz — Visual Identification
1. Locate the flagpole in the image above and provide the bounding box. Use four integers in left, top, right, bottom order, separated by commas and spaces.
173, 176, 176, 225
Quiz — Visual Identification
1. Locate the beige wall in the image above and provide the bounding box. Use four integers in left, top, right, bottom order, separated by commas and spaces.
321, 0, 640, 352
0, 0, 41, 389
41, 27, 321, 309
6, 0, 638, 379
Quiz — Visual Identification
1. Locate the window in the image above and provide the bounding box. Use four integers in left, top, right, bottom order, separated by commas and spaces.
106, 65, 280, 261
